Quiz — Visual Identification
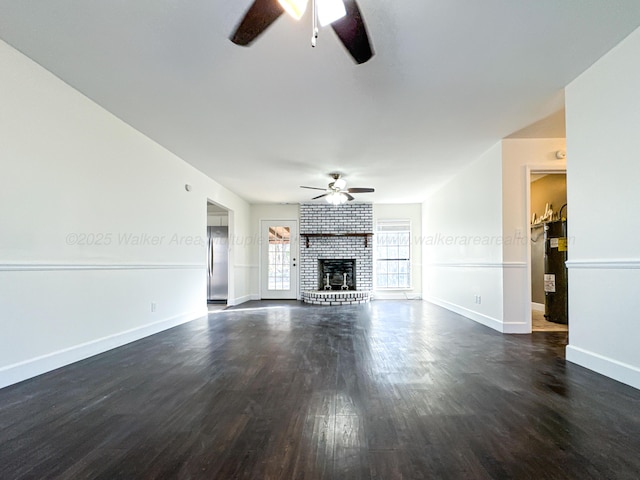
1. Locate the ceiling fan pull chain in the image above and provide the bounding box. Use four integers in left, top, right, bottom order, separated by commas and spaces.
311, 0, 318, 47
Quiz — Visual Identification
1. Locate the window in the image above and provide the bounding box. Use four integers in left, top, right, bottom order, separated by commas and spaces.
375, 220, 411, 289
267, 226, 291, 290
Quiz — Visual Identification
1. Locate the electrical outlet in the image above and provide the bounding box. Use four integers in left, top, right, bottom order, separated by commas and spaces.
151, 302, 157, 312
477, 295, 481, 304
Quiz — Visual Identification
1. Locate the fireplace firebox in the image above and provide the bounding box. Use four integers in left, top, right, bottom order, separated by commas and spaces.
318, 259, 356, 291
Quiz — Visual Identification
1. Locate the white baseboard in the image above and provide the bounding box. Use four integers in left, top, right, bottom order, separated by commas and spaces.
566, 345, 640, 391
0, 308, 207, 390
531, 302, 545, 312
502, 322, 530, 334
227, 294, 257, 306
427, 296, 504, 333
374, 291, 423, 300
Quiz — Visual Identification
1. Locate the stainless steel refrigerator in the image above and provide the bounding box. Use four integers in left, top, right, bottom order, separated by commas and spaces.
207, 226, 228, 303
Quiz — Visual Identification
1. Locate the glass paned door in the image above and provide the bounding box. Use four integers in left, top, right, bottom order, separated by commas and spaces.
261, 220, 298, 299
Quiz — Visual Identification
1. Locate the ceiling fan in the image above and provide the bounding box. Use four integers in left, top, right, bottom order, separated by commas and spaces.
301, 173, 374, 204
230, 0, 374, 64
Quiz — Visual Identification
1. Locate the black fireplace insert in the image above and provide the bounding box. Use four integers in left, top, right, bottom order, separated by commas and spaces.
318, 259, 356, 290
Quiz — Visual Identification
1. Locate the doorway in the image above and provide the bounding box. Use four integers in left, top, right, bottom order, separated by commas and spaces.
207, 202, 229, 311
260, 220, 299, 299
529, 172, 568, 333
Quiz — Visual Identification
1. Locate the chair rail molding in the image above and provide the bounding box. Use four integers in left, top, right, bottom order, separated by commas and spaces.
0, 263, 205, 271
565, 259, 640, 269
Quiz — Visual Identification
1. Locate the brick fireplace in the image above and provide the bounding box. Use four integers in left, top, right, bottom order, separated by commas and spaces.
300, 203, 373, 305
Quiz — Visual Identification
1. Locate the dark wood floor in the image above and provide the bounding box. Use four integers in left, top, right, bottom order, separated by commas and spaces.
1, 301, 639, 479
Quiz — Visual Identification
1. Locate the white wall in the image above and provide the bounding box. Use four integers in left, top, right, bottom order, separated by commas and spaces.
565, 26, 640, 389
423, 138, 568, 334
0, 40, 251, 389
373, 204, 422, 299
502, 138, 566, 333
423, 143, 506, 330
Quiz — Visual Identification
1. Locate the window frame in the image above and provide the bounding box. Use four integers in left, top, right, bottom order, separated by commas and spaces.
374, 219, 412, 290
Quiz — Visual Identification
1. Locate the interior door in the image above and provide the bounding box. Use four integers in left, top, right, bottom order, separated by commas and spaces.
260, 220, 298, 299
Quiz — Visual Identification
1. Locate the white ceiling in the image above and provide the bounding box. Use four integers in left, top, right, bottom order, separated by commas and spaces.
1, 1, 640, 204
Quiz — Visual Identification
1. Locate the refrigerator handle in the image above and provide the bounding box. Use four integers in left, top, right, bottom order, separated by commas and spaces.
207, 232, 213, 277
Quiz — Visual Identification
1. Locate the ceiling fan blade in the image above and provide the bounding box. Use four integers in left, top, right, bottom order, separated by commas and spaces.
345, 193, 355, 201
346, 187, 375, 193
300, 186, 328, 191
312, 193, 330, 200
230, 0, 284, 46
330, 0, 374, 64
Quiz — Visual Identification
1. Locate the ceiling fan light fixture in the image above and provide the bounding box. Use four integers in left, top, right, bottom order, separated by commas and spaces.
317, 0, 346, 26
332, 177, 346, 190
278, 0, 309, 20
327, 191, 348, 205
